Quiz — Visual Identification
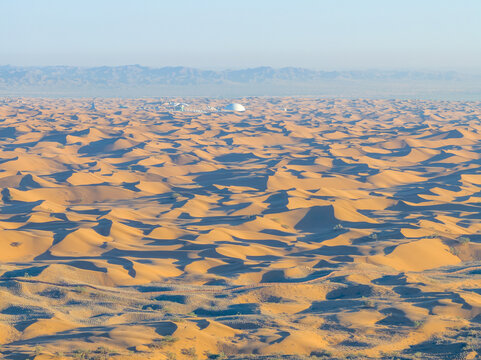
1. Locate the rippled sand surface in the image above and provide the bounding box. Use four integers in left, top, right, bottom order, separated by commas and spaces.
0, 98, 481, 359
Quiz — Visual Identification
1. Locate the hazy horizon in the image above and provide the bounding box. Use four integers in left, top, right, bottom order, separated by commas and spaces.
2, 2, 481, 358
2, 0, 481, 72
2, 64, 481, 75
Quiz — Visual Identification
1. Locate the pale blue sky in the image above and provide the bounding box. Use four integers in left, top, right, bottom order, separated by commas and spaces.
1, 0, 480, 71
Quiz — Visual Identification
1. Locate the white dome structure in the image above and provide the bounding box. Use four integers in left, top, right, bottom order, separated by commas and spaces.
224, 103, 246, 112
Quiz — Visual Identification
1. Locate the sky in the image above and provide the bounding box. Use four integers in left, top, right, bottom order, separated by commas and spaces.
1, 0, 481, 71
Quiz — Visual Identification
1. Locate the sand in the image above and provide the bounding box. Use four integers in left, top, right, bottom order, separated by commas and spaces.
0, 97, 481, 359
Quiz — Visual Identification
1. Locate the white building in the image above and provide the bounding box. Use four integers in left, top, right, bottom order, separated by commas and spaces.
224, 103, 246, 112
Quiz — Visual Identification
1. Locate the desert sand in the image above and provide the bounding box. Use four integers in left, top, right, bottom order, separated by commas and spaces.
0, 97, 481, 359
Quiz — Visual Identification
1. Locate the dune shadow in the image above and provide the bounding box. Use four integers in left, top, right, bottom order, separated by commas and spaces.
194, 169, 269, 191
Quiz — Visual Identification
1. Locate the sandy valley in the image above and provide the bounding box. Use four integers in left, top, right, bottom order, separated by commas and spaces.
0, 97, 481, 359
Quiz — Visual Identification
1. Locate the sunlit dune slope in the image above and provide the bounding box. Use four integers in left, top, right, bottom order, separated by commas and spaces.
0, 97, 480, 359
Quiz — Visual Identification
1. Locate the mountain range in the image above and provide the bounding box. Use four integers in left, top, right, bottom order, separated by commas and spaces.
1, 65, 480, 99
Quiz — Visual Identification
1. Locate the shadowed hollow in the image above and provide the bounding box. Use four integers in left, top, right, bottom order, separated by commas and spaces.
0, 97, 480, 359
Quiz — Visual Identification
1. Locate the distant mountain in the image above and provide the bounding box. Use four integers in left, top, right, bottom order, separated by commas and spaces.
0, 65, 480, 99
0, 65, 472, 86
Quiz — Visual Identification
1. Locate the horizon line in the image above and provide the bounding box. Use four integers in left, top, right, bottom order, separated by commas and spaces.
1, 64, 480, 74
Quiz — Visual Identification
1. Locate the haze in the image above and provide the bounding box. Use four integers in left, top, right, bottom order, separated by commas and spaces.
2, 0, 481, 71
3, 1, 481, 359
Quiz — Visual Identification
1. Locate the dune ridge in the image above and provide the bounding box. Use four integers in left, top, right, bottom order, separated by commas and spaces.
0, 97, 480, 359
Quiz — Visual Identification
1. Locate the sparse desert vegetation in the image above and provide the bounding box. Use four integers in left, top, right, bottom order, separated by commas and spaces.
0, 98, 480, 359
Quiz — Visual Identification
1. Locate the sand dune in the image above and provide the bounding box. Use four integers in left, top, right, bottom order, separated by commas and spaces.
0, 97, 480, 359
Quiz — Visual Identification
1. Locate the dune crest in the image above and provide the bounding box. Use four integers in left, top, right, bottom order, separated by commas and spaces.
0, 98, 480, 359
